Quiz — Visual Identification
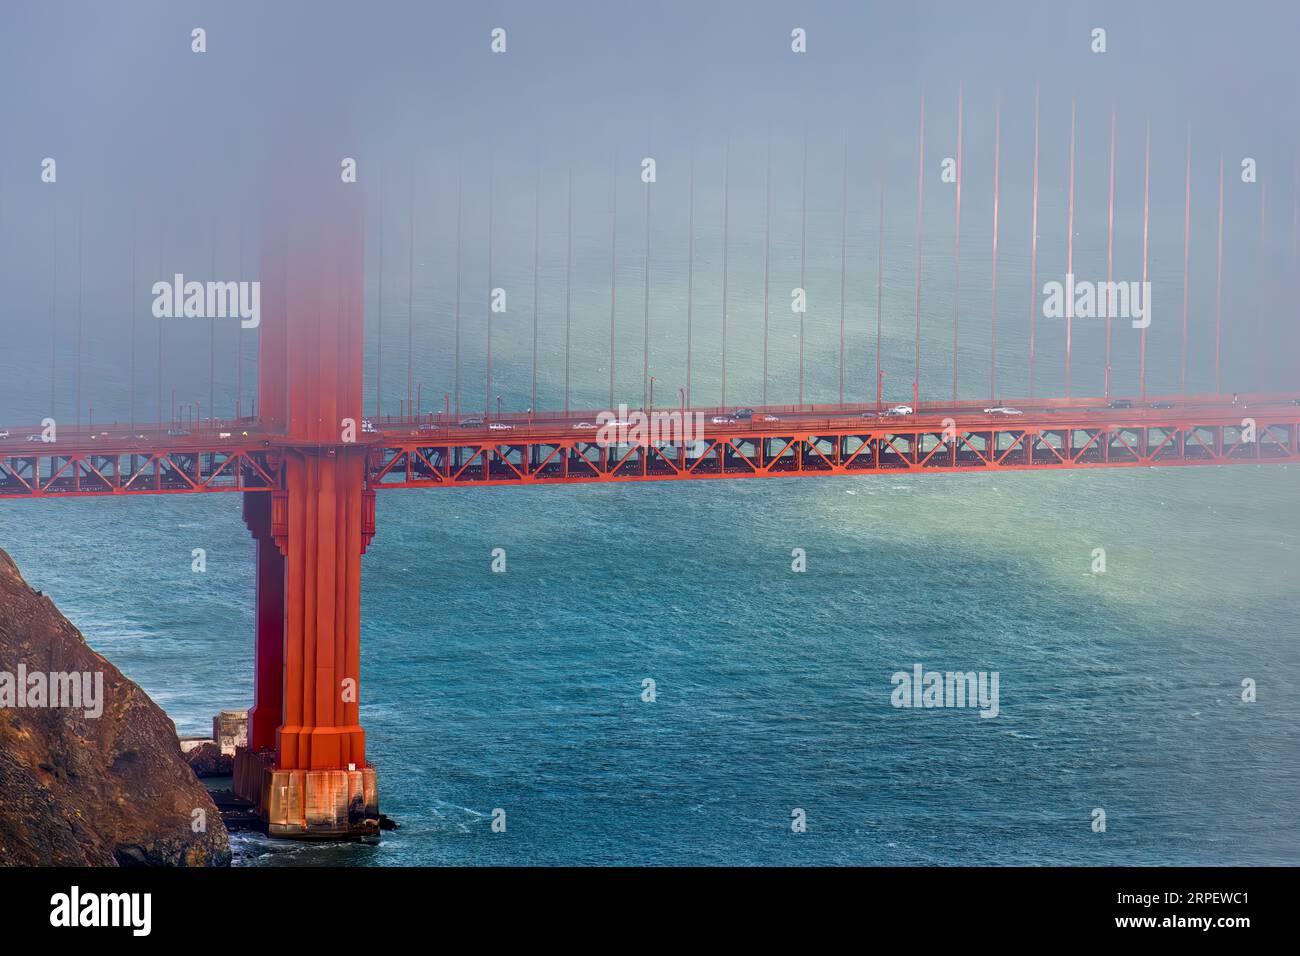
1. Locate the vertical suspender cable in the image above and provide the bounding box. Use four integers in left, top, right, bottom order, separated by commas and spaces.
608, 154, 617, 410
565, 165, 573, 415
453, 167, 462, 418
686, 154, 694, 408
76, 198, 83, 430
914, 95, 926, 408
1139, 117, 1151, 402
1180, 126, 1192, 400
721, 139, 730, 408
532, 154, 540, 417
409, 186, 416, 420
209, 217, 216, 424
875, 183, 884, 410
1104, 105, 1116, 399
130, 209, 137, 432
762, 132, 771, 407
50, 200, 58, 419
1065, 99, 1076, 398
640, 160, 650, 412
953, 86, 963, 403
1214, 156, 1224, 395
485, 165, 493, 417
839, 132, 847, 406
800, 127, 808, 405
1028, 86, 1040, 399
990, 99, 1002, 402
377, 169, 386, 419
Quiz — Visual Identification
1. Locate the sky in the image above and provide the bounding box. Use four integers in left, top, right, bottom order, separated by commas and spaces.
0, 0, 1296, 422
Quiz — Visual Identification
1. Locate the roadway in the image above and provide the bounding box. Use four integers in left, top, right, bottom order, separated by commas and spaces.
370, 393, 1299, 446
1, 393, 1296, 455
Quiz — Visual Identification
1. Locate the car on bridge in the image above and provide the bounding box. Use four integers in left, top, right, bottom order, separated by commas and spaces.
711, 415, 737, 425
885, 405, 914, 417
0, 430, 8, 440
457, 417, 485, 428
983, 406, 1023, 415
166, 428, 190, 437
1109, 399, 1132, 409
573, 422, 596, 430
489, 422, 514, 431
734, 408, 755, 420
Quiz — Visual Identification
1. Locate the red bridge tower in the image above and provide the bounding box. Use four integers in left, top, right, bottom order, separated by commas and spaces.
233, 181, 379, 838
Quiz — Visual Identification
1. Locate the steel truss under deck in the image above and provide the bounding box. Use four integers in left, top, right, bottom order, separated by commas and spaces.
3, 410, 1298, 499
368, 416, 1300, 490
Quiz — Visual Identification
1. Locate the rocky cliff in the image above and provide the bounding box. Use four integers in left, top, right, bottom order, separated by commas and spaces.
0, 548, 230, 866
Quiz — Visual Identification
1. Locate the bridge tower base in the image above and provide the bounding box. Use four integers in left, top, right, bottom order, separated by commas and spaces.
233, 748, 379, 840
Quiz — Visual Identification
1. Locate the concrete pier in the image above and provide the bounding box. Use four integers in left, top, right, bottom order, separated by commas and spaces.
233, 747, 379, 839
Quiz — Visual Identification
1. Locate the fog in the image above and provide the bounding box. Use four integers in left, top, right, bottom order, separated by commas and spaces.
1, 0, 1296, 422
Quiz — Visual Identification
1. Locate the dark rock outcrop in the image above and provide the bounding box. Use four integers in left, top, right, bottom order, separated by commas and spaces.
181, 739, 232, 777
0, 548, 231, 866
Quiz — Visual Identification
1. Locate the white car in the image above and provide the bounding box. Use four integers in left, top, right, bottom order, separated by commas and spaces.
761, 415, 780, 422
885, 405, 914, 417
0, 430, 9, 440
573, 422, 596, 430
711, 415, 736, 425
983, 406, 1023, 416
489, 422, 513, 431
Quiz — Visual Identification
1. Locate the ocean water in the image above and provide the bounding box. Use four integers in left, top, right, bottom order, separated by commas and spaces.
2, 462, 1297, 866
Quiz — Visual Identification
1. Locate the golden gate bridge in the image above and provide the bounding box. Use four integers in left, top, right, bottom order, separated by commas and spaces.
1, 91, 1296, 838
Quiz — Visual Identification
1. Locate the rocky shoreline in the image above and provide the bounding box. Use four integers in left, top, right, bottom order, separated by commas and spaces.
0, 548, 231, 866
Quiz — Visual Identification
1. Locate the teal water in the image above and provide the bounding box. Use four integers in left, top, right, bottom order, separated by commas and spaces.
2, 463, 1296, 865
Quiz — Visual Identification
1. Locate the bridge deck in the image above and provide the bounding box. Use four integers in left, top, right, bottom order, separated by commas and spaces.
2, 394, 1297, 498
